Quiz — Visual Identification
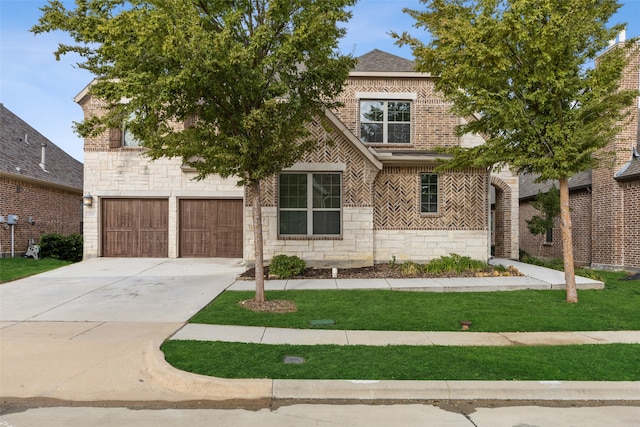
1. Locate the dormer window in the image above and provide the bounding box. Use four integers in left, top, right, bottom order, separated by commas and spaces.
360, 100, 411, 144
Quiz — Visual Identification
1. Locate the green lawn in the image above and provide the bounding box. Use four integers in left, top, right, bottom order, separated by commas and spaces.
0, 257, 72, 283
190, 271, 640, 332
166, 269, 640, 380
161, 341, 640, 381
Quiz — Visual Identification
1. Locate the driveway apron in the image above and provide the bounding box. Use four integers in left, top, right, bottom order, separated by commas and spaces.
0, 258, 268, 402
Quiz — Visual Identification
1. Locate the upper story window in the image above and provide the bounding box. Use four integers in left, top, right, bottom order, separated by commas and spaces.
123, 124, 141, 147
360, 100, 411, 144
420, 173, 439, 214
279, 172, 341, 236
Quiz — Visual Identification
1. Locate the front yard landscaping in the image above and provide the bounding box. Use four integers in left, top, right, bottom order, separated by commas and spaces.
161, 269, 640, 380
190, 271, 639, 332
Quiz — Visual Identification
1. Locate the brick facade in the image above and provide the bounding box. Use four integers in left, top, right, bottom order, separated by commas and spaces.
0, 177, 82, 255
591, 44, 640, 271
519, 188, 592, 266
1, 104, 83, 257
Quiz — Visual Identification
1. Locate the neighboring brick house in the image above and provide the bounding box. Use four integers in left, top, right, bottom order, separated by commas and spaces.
519, 40, 640, 272
76, 50, 519, 265
592, 40, 640, 271
0, 104, 84, 257
518, 171, 592, 266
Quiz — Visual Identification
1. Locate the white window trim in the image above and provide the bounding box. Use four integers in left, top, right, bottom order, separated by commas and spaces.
356, 92, 417, 101
360, 100, 412, 144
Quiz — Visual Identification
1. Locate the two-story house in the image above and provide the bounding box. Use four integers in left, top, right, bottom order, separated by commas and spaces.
76, 50, 519, 266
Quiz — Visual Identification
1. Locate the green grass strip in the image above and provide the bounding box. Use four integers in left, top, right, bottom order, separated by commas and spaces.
190, 271, 640, 332
0, 257, 72, 283
161, 341, 640, 381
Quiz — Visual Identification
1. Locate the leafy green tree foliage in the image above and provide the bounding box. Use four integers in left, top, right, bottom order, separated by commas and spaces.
33, 0, 356, 302
397, 0, 639, 302
526, 185, 560, 237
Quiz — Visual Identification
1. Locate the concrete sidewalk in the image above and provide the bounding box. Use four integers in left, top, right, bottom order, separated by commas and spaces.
171, 324, 640, 346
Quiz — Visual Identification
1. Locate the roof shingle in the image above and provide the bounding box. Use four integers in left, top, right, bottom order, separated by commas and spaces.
0, 104, 83, 190
354, 49, 415, 73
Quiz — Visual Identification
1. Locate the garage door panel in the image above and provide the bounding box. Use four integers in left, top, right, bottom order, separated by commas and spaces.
102, 199, 168, 257
215, 230, 243, 258
180, 199, 242, 258
103, 231, 136, 257
181, 231, 209, 257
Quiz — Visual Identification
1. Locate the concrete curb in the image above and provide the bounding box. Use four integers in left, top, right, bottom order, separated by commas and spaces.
143, 341, 272, 401
145, 341, 640, 402
273, 379, 640, 401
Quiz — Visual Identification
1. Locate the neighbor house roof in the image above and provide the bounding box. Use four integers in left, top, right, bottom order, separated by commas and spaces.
354, 49, 416, 73
615, 149, 640, 182
519, 171, 592, 201
0, 104, 83, 191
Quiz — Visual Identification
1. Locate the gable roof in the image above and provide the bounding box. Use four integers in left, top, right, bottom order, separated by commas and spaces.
519, 171, 592, 200
0, 104, 83, 191
354, 49, 416, 73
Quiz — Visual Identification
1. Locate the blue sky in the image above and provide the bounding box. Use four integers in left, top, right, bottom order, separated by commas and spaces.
1, 0, 639, 162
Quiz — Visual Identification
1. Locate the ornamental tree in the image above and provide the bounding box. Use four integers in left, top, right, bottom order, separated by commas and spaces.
33, 0, 357, 303
397, 0, 639, 303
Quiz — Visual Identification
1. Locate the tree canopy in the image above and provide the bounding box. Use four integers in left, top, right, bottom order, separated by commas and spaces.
396, 0, 639, 303
33, 0, 357, 303
33, 0, 356, 186
397, 0, 637, 180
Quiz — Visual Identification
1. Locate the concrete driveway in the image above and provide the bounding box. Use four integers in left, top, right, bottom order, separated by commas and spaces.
0, 258, 272, 402
0, 258, 245, 323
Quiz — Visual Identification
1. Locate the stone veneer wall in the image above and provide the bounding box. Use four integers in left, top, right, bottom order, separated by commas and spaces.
0, 177, 82, 256
83, 151, 242, 259
373, 229, 488, 264
245, 206, 375, 268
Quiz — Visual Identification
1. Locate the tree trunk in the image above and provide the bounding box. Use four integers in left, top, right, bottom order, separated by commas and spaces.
250, 181, 266, 303
559, 178, 578, 303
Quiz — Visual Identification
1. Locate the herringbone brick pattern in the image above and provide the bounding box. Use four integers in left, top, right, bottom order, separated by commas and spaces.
248, 118, 378, 209
374, 167, 487, 230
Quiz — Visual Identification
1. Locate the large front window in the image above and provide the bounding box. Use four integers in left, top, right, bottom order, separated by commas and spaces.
279, 173, 341, 236
360, 100, 411, 143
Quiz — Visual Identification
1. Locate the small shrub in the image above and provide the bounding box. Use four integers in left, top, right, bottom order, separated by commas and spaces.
576, 269, 605, 282
425, 254, 488, 274
494, 264, 508, 273
268, 255, 306, 279
389, 255, 398, 269
39, 233, 83, 262
400, 261, 422, 276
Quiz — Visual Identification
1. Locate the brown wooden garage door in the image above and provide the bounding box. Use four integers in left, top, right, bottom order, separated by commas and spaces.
102, 199, 168, 257
180, 199, 243, 258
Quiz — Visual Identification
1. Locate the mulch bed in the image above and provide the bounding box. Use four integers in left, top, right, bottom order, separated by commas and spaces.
239, 263, 520, 280
239, 298, 298, 313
